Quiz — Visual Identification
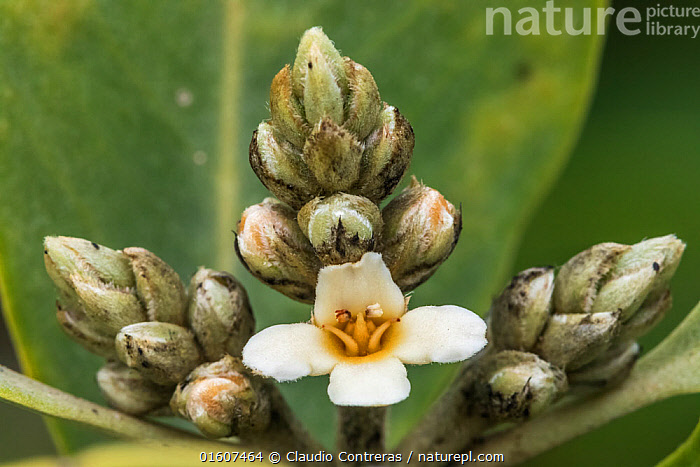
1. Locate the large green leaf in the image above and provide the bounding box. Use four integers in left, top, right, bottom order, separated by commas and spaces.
0, 0, 605, 452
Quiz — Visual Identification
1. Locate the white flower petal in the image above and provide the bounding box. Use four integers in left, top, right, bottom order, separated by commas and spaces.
242, 323, 339, 381
391, 305, 487, 364
313, 252, 405, 326
327, 357, 410, 406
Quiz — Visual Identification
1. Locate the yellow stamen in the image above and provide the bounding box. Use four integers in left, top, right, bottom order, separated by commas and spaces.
368, 318, 399, 354
322, 325, 359, 357
353, 312, 371, 356
366, 320, 376, 333
345, 321, 355, 335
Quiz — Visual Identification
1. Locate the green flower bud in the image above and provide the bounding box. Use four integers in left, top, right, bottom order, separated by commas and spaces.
381, 177, 461, 293
188, 268, 255, 361
115, 322, 202, 385
70, 273, 146, 336
618, 288, 672, 341
590, 235, 685, 320
250, 27, 413, 204
301, 42, 344, 126
303, 119, 362, 192
553, 242, 629, 314
351, 105, 414, 203
269, 66, 310, 148
56, 302, 117, 359
297, 193, 382, 265
489, 267, 554, 351
342, 58, 382, 141
553, 235, 684, 319
44, 236, 135, 291
123, 247, 187, 326
249, 122, 323, 210
567, 341, 640, 388
171, 356, 270, 439
292, 27, 348, 101
97, 362, 173, 416
534, 312, 620, 370
473, 351, 568, 420
235, 198, 321, 303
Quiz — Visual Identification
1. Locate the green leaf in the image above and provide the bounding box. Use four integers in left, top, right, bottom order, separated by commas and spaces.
658, 419, 700, 467
3, 442, 274, 467
0, 0, 606, 452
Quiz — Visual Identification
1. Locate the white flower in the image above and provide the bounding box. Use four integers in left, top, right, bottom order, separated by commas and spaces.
242, 252, 487, 406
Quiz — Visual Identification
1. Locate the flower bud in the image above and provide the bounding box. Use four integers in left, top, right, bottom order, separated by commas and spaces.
188, 268, 255, 361
553, 242, 629, 314
302, 119, 362, 192
44, 236, 135, 291
291, 27, 348, 101
171, 356, 270, 438
235, 198, 321, 303
473, 351, 567, 420
381, 177, 461, 292
567, 342, 640, 388
534, 312, 620, 370
590, 235, 685, 320
351, 106, 414, 203
115, 322, 202, 385
123, 247, 186, 326
70, 274, 146, 335
553, 235, 684, 319
97, 362, 173, 416
342, 58, 382, 141
297, 194, 382, 265
269, 66, 310, 148
618, 288, 672, 341
301, 43, 344, 126
249, 122, 323, 210
56, 302, 117, 359
489, 267, 554, 351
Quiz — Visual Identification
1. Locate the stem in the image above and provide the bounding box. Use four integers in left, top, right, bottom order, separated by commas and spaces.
0, 364, 200, 442
337, 406, 387, 463
398, 347, 494, 455
251, 380, 324, 454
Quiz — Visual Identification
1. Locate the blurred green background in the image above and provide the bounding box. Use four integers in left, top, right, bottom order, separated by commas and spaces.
1, 0, 698, 464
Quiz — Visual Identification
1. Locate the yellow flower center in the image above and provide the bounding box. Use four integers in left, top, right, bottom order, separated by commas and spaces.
321, 303, 398, 357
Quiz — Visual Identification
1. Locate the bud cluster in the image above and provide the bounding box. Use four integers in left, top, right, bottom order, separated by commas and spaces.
475, 235, 685, 420
238, 28, 461, 302
44, 236, 260, 436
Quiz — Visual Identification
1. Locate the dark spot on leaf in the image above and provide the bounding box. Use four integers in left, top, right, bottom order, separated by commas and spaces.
92, 408, 98, 415
141, 361, 151, 368
308, 62, 313, 69
44, 249, 48, 254
137, 347, 144, 356
91, 242, 99, 250
653, 262, 660, 272
515, 62, 532, 81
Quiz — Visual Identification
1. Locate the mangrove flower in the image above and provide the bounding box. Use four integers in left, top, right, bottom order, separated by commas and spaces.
242, 252, 487, 406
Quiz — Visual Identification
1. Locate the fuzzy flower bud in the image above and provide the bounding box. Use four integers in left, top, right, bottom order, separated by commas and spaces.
115, 322, 202, 386
553, 235, 685, 321
235, 198, 321, 303
188, 268, 255, 361
381, 177, 461, 293
171, 356, 270, 439
534, 312, 620, 370
96, 362, 174, 416
123, 247, 186, 326
56, 301, 117, 359
472, 351, 568, 420
567, 341, 640, 388
618, 288, 672, 341
251, 27, 412, 207
297, 193, 382, 265
489, 267, 554, 351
